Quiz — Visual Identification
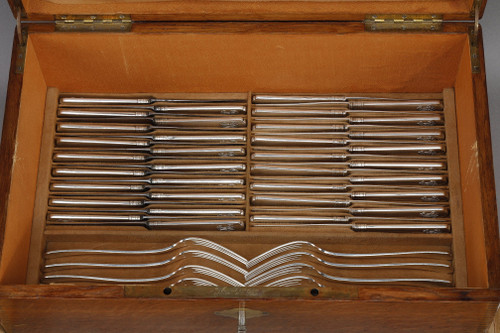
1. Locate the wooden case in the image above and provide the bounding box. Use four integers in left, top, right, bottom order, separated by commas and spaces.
1, 0, 500, 331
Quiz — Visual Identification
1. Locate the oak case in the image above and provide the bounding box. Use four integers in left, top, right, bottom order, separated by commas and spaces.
0, 0, 499, 331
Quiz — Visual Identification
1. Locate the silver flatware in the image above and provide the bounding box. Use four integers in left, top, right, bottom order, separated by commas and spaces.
245, 263, 451, 287
249, 189, 447, 203
56, 118, 247, 132
250, 162, 446, 176
53, 148, 246, 162
252, 95, 443, 111
50, 178, 245, 192
44, 264, 244, 286
49, 191, 246, 207
245, 251, 449, 281
45, 237, 247, 265
251, 131, 444, 145
48, 210, 245, 222
60, 97, 247, 105
247, 241, 449, 268
52, 163, 246, 177
48, 218, 245, 230
45, 249, 247, 275
56, 134, 247, 147
249, 202, 449, 217
252, 115, 443, 129
252, 108, 439, 117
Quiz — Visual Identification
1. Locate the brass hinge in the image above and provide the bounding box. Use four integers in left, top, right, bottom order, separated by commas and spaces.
55, 15, 132, 32
365, 14, 443, 32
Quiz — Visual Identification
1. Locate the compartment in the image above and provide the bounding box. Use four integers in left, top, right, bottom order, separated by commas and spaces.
0, 26, 491, 291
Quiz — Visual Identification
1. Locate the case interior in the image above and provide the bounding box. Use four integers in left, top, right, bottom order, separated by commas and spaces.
0, 29, 488, 289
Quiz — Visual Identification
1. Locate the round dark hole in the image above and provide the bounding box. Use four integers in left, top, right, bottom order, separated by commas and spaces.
163, 287, 172, 295
310, 288, 319, 296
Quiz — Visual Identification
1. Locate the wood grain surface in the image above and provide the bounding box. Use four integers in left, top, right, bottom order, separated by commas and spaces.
473, 28, 500, 288
0, 30, 23, 267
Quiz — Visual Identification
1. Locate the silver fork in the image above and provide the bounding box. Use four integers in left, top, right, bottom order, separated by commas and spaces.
247, 240, 450, 268
46, 237, 247, 266
44, 264, 244, 286
45, 249, 248, 276
246, 263, 451, 287
245, 251, 450, 281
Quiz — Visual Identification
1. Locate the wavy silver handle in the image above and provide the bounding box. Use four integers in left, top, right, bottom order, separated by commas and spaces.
150, 178, 245, 186
60, 97, 151, 104
252, 136, 347, 146
252, 108, 348, 117
251, 195, 351, 207
147, 208, 244, 216
152, 163, 246, 172
349, 161, 446, 170
53, 152, 147, 162
57, 123, 150, 133
53, 168, 146, 177
253, 124, 346, 132
350, 99, 444, 111
58, 109, 152, 118
349, 175, 448, 185
253, 95, 347, 103
349, 130, 444, 140
352, 223, 450, 232
350, 206, 449, 218
251, 152, 348, 161
251, 164, 348, 176
48, 213, 143, 221
50, 183, 147, 192
250, 183, 348, 192
56, 137, 150, 147
151, 147, 246, 156
155, 105, 246, 113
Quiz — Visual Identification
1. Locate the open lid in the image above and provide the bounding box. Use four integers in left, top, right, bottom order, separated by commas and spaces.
8, 0, 485, 23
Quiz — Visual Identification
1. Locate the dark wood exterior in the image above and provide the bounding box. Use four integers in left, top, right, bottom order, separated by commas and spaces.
0, 285, 499, 332
5, 0, 487, 21
472, 28, 500, 288
0, 30, 23, 263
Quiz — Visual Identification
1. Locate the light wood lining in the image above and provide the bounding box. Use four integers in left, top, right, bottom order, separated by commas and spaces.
28, 33, 465, 94
26, 88, 59, 285
0, 38, 48, 284
443, 88, 467, 287
454, 38, 488, 287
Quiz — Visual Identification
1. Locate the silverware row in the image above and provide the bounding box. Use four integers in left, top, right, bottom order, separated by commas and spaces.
61, 95, 443, 111
43, 237, 452, 286
48, 175, 447, 190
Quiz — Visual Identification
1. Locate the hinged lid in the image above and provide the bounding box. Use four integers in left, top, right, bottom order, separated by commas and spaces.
6, 0, 487, 22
